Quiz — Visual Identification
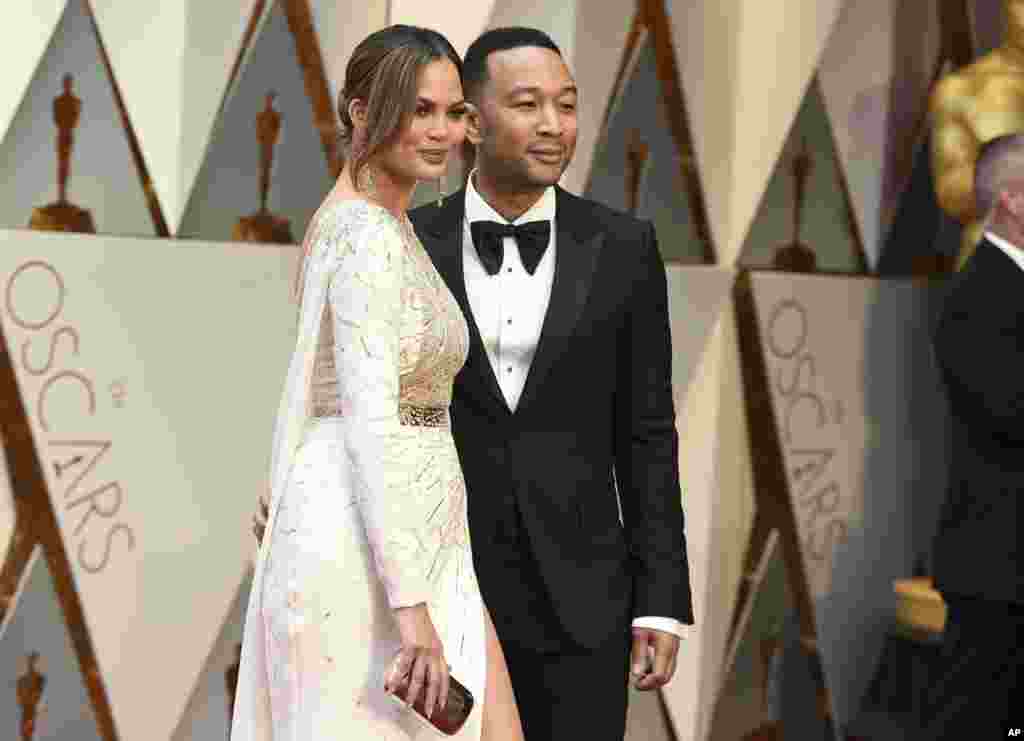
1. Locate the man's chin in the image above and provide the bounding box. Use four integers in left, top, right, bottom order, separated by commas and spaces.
524, 166, 565, 188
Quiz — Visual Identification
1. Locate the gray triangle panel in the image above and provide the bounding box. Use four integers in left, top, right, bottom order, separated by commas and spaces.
177, 2, 332, 243
585, 36, 711, 264
0, 0, 154, 237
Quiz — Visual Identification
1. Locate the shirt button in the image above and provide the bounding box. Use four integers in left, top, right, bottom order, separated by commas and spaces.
507, 318, 512, 325
507, 367, 513, 373
506, 268, 512, 273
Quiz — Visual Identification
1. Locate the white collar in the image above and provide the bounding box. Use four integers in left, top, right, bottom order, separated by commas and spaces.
983, 230, 1024, 273
464, 170, 556, 226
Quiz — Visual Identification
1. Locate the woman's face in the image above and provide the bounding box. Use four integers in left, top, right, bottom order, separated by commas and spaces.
376, 57, 467, 185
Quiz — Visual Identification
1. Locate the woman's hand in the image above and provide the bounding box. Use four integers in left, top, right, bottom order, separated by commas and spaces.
252, 494, 269, 544
386, 603, 450, 720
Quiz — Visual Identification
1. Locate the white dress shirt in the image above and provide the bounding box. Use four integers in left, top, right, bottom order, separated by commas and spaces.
984, 231, 1024, 272
462, 173, 686, 641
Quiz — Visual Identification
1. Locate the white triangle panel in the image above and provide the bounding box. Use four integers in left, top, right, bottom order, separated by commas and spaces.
390, 0, 497, 58
89, 1, 187, 230
178, 1, 265, 235
669, 0, 744, 265
819, 0, 942, 269
658, 267, 739, 741
0, 1, 64, 144
485, 0, 578, 63
724, 0, 844, 266
91, 1, 261, 232
310, 0, 390, 115
0, 228, 298, 740
561, 4, 632, 195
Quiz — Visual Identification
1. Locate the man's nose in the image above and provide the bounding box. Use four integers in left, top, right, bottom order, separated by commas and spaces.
537, 103, 563, 136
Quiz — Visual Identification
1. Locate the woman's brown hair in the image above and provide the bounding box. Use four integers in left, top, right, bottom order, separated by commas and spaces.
339, 25, 463, 187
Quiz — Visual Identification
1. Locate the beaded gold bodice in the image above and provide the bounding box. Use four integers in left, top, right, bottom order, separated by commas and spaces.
307, 201, 469, 424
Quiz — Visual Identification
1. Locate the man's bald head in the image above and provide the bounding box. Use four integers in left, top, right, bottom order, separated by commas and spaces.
974, 133, 1024, 222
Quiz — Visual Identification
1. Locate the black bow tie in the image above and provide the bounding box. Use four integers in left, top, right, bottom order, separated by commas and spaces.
470, 219, 551, 275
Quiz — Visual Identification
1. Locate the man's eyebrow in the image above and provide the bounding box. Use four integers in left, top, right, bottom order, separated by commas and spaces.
506, 84, 578, 95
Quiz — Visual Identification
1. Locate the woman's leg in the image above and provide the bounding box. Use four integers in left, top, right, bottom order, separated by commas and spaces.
480, 606, 525, 741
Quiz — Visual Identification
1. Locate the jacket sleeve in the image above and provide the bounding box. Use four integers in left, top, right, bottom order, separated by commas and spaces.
933, 300, 1024, 446
614, 222, 694, 625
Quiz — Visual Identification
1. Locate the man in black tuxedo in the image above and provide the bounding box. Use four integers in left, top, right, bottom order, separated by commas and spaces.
408, 27, 693, 740
924, 133, 1024, 739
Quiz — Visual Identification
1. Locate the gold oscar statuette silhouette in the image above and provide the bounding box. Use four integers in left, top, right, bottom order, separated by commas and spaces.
773, 137, 817, 272
18, 652, 46, 741
931, 0, 1024, 269
233, 91, 294, 244
624, 129, 649, 215
29, 74, 96, 233
226, 642, 242, 729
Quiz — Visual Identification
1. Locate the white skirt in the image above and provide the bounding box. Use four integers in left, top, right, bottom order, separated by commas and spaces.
231, 419, 486, 740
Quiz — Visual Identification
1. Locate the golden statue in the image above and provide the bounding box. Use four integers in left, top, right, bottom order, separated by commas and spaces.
624, 129, 649, 215
233, 91, 293, 244
773, 137, 817, 272
29, 74, 95, 233
930, 0, 1024, 269
226, 642, 242, 727
17, 652, 45, 741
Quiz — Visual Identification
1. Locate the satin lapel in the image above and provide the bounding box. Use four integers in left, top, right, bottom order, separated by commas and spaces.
418, 192, 511, 415
517, 190, 604, 415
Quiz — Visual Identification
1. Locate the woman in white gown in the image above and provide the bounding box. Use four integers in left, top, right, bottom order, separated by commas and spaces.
230, 26, 524, 740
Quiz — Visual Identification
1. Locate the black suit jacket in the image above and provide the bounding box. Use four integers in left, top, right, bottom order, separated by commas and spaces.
409, 186, 694, 649
932, 237, 1024, 606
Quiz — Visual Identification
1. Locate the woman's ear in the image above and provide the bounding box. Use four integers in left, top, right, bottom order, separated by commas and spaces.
464, 102, 483, 146
348, 97, 367, 129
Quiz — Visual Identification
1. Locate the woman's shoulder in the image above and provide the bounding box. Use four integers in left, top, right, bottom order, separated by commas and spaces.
310, 198, 404, 248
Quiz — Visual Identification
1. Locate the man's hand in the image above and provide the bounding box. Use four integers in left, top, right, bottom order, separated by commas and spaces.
630, 626, 680, 691
252, 494, 269, 545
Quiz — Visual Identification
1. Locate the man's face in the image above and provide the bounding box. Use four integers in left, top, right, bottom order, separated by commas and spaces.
469, 46, 578, 190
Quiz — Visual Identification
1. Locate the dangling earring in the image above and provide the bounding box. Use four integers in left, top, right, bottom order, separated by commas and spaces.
436, 174, 445, 208
358, 163, 377, 197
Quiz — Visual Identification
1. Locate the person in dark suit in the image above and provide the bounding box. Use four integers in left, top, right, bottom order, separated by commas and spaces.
407, 27, 693, 741
925, 132, 1024, 739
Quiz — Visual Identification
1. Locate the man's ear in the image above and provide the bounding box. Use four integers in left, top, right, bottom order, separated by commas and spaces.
464, 102, 484, 146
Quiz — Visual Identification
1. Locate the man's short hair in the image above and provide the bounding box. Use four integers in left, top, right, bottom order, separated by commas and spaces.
974, 132, 1024, 220
463, 27, 562, 102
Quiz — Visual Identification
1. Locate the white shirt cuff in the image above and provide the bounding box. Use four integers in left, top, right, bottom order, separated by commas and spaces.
632, 616, 689, 639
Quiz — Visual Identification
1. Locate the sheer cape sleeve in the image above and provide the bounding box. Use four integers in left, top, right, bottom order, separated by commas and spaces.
326, 207, 433, 608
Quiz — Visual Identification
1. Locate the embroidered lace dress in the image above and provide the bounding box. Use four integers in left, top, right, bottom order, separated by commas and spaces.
230, 200, 483, 740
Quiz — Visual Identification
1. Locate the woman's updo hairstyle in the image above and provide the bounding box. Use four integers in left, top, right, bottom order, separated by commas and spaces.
338, 25, 463, 188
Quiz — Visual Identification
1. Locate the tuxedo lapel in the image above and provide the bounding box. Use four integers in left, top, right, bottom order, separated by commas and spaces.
517, 187, 604, 414
417, 190, 511, 415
